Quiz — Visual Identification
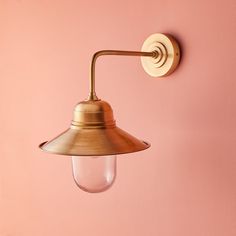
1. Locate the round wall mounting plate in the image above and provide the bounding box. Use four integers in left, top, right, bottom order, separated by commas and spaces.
141, 33, 180, 77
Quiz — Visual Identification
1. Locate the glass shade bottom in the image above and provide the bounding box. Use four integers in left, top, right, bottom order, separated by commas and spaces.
72, 155, 117, 193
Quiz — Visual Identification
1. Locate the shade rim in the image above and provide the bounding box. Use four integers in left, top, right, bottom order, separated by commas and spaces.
39, 140, 150, 157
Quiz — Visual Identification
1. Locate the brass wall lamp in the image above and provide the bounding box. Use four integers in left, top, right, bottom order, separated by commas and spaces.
39, 33, 181, 193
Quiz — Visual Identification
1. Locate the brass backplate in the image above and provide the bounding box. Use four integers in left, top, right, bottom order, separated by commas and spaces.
141, 33, 180, 77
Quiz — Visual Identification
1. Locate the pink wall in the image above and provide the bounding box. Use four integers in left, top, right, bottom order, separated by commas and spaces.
1, 0, 236, 235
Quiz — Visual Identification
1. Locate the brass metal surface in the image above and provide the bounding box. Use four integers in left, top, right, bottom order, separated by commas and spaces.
40, 100, 150, 156
141, 33, 180, 77
88, 50, 156, 100
88, 33, 180, 100
39, 33, 181, 157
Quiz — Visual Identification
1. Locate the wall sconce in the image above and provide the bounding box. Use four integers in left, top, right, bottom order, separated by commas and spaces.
39, 33, 181, 193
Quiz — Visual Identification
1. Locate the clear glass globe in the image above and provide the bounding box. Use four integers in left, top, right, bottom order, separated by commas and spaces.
72, 155, 117, 193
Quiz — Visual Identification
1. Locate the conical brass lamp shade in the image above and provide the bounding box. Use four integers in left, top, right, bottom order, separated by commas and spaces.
39, 100, 150, 156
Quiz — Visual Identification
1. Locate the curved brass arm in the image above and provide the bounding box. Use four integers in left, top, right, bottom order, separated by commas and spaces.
88, 50, 158, 100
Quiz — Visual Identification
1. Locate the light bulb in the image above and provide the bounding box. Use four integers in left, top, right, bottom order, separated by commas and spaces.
72, 155, 117, 193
